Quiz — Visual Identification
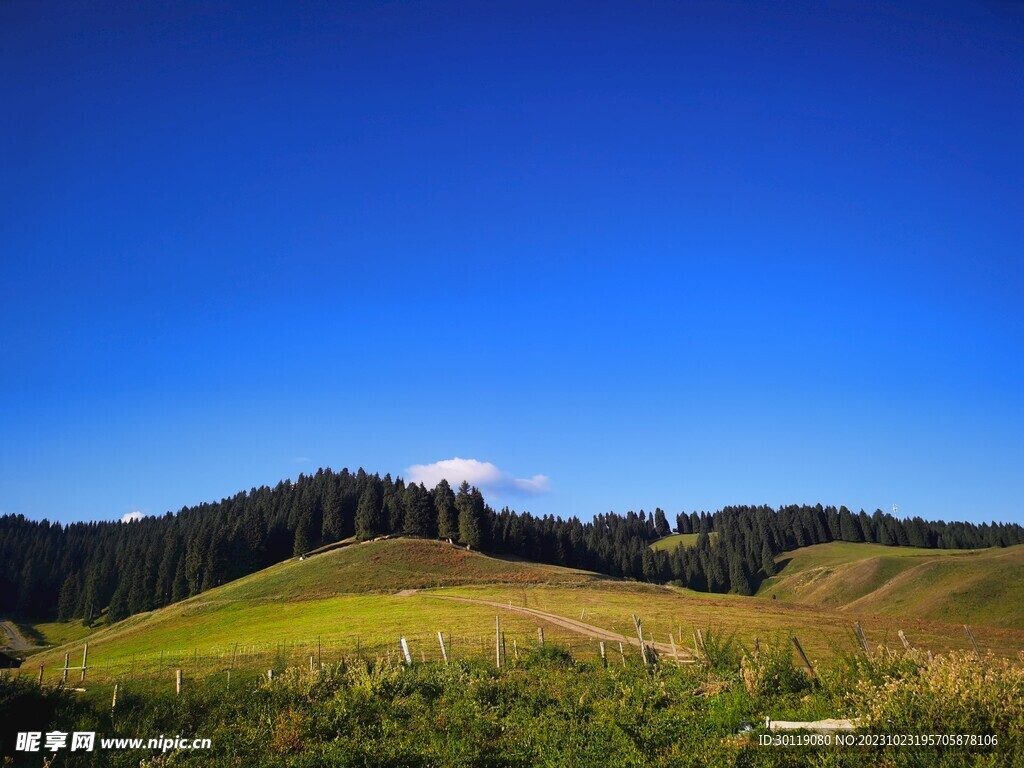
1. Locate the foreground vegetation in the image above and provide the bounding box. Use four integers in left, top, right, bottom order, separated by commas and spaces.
3, 637, 1022, 767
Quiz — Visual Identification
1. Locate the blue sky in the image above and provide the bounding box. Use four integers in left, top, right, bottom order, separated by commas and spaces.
2, 1, 1022, 525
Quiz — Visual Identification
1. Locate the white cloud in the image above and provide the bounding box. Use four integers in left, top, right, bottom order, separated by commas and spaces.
406, 458, 550, 495
120, 510, 145, 523
512, 474, 551, 493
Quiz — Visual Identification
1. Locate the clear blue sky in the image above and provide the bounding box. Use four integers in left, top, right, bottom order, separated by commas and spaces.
2, 1, 1022, 526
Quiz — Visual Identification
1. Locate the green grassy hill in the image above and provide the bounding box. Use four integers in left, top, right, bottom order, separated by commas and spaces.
26, 539, 606, 680
757, 541, 1024, 628
649, 532, 717, 551
24, 537, 1024, 687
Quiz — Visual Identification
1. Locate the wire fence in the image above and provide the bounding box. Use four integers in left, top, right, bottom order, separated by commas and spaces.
15, 625, 650, 689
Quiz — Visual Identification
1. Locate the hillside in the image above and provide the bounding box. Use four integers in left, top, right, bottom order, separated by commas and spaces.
757, 541, 1024, 628
649, 532, 718, 551
27, 539, 607, 676
26, 537, 1024, 686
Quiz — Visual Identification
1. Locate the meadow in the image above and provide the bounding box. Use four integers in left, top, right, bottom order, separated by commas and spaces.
649, 532, 718, 551
21, 539, 1024, 688
757, 542, 1024, 628
3, 639, 1023, 767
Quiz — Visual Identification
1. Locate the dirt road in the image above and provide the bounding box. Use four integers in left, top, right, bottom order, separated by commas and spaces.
0, 620, 34, 653
414, 592, 695, 661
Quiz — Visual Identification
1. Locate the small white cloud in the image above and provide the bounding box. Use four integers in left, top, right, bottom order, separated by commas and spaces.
512, 474, 551, 493
120, 510, 145, 523
406, 458, 550, 495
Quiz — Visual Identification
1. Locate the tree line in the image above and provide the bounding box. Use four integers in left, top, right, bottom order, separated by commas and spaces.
1, 467, 1021, 622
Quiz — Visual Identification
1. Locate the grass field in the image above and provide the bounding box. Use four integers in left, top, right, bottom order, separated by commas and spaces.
435, 581, 1024, 662
649, 532, 717, 551
25, 540, 608, 683
23, 538, 1024, 688
757, 541, 1024, 629
16, 620, 94, 654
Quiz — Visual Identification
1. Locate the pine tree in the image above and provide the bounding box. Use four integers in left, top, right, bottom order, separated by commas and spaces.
641, 548, 658, 581
839, 507, 862, 542
386, 479, 405, 533
321, 479, 342, 542
292, 513, 312, 556
171, 556, 188, 602
653, 508, 671, 538
354, 484, 383, 541
434, 479, 458, 541
57, 573, 80, 621
729, 551, 754, 595
403, 483, 437, 537
456, 482, 484, 550
107, 582, 129, 623
760, 540, 776, 577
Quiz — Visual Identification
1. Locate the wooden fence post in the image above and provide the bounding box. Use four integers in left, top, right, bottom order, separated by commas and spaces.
538, 627, 545, 648
791, 636, 815, 677
38, 666, 43, 686
400, 638, 413, 665
632, 615, 648, 665
81, 644, 88, 682
599, 641, 607, 667
111, 683, 118, 712
854, 622, 871, 656
964, 625, 981, 656
898, 630, 911, 651
267, 669, 273, 682
176, 669, 182, 695
618, 641, 626, 666
63, 653, 69, 684
495, 616, 502, 669
438, 631, 449, 665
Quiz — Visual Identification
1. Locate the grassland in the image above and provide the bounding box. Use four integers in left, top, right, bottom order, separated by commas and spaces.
24, 538, 1024, 688
15, 620, 93, 655
434, 581, 1024, 662
26, 539, 608, 682
6, 640, 1024, 767
757, 541, 1024, 628
649, 532, 717, 551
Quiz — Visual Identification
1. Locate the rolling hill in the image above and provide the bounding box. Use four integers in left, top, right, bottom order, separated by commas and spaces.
757, 541, 1024, 628
24, 537, 1024, 687
649, 532, 717, 551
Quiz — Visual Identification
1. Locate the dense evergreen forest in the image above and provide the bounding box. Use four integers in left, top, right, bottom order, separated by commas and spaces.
2, 467, 1022, 622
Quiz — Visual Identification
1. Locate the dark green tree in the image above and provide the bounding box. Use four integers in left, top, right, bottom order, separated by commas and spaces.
403, 483, 436, 537
760, 540, 776, 577
653, 508, 671, 538
456, 482, 484, 550
354, 484, 383, 541
434, 479, 458, 540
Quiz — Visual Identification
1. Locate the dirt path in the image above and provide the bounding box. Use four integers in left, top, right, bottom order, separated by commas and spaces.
0, 620, 34, 653
418, 593, 695, 661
